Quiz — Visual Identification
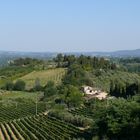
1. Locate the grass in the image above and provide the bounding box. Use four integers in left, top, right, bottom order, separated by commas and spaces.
17, 68, 66, 89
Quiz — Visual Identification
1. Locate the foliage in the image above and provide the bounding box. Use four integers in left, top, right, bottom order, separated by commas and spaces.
59, 84, 83, 108
91, 70, 140, 92
110, 80, 140, 98
119, 57, 140, 73
69, 97, 140, 139
48, 110, 93, 127
14, 80, 26, 91
0, 66, 33, 87
92, 98, 140, 139
63, 64, 88, 86
33, 78, 43, 91
44, 81, 58, 98
10, 57, 44, 67
55, 54, 117, 70
4, 81, 14, 90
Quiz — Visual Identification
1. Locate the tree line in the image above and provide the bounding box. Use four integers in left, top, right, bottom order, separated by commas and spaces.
110, 80, 140, 98
55, 54, 117, 70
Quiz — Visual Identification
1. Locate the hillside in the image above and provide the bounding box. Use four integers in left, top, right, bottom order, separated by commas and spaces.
91, 70, 140, 92
18, 68, 66, 90
0, 55, 140, 140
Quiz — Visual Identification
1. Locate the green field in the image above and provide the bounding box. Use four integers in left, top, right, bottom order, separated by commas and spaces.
0, 90, 42, 102
18, 68, 66, 89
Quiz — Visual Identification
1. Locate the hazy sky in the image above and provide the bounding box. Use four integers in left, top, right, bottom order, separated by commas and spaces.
0, 0, 140, 52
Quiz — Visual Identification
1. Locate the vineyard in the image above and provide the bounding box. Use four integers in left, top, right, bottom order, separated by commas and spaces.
18, 68, 66, 89
69, 108, 94, 119
0, 102, 46, 123
0, 90, 88, 140
0, 114, 86, 140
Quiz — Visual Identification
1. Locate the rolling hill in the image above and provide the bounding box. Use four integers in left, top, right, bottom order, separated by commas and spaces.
0, 49, 140, 66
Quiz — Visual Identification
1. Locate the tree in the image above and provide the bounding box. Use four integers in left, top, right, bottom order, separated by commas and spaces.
44, 81, 58, 98
55, 53, 64, 67
64, 64, 87, 86
34, 78, 42, 91
92, 99, 140, 139
62, 85, 83, 108
14, 80, 26, 91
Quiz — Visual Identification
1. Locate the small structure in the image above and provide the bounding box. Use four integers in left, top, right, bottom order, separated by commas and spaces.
81, 86, 100, 95
81, 86, 108, 100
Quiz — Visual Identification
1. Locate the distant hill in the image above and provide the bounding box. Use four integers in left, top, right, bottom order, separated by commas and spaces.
65, 49, 140, 57
0, 49, 140, 66
110, 49, 140, 57
0, 51, 56, 66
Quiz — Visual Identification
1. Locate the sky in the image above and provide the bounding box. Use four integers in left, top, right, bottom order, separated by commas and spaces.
0, 0, 140, 52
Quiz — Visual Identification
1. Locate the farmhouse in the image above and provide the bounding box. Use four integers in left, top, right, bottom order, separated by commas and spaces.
81, 86, 108, 100
81, 86, 100, 95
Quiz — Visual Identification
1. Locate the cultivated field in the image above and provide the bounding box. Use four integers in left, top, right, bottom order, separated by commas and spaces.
0, 102, 46, 123
0, 114, 84, 140
0, 89, 86, 140
0, 90, 46, 122
18, 68, 66, 89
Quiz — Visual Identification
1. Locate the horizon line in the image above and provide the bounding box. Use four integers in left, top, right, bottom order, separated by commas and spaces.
0, 48, 140, 54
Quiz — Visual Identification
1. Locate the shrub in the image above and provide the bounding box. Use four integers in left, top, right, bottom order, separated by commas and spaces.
14, 80, 26, 91
4, 81, 14, 90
